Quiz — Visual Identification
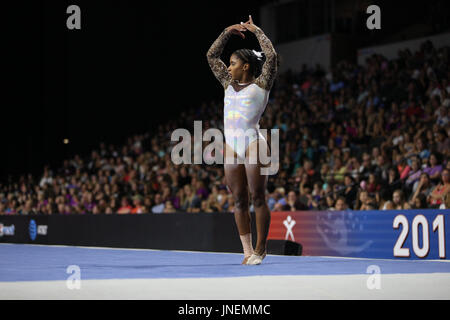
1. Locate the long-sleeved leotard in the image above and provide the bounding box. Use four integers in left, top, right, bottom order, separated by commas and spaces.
207, 27, 278, 161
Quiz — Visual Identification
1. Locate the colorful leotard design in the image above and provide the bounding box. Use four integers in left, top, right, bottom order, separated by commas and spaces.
207, 27, 277, 161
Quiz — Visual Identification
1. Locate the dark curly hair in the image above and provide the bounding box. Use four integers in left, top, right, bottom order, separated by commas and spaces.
232, 49, 280, 78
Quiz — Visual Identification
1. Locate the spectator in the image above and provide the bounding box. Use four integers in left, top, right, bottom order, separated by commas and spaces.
379, 189, 394, 210
163, 201, 176, 213
223, 194, 235, 213
204, 192, 220, 212
441, 192, 450, 209
282, 191, 307, 211
422, 153, 443, 183
151, 193, 165, 213
366, 172, 381, 195
131, 195, 145, 214
343, 174, 357, 208
435, 129, 450, 156
180, 185, 200, 213
392, 189, 411, 210
325, 195, 336, 210
411, 193, 428, 209
427, 169, 450, 208
409, 172, 434, 206
334, 197, 348, 211
355, 190, 375, 210
117, 197, 132, 214
404, 157, 423, 192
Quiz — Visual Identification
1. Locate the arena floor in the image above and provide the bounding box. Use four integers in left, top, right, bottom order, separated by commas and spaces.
0, 243, 449, 299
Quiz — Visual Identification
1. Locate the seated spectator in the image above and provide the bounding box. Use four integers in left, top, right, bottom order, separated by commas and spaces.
320, 163, 331, 184
382, 166, 402, 196
194, 179, 209, 200
311, 181, 324, 202
180, 185, 200, 213
392, 189, 411, 210
57, 203, 68, 214
411, 193, 428, 209
379, 189, 394, 210
303, 159, 319, 181
440, 192, 450, 209
366, 172, 381, 195
163, 200, 176, 213
294, 140, 315, 169
325, 195, 336, 210
427, 169, 450, 208
331, 157, 347, 183
117, 197, 132, 214
435, 129, 449, 156
274, 187, 287, 207
206, 192, 222, 212
298, 182, 312, 208
343, 174, 357, 208
216, 186, 229, 211
360, 153, 373, 179
172, 188, 185, 210
334, 197, 348, 211
397, 155, 411, 181
415, 137, 431, 160
409, 172, 434, 205
131, 195, 145, 214
223, 194, 235, 213
355, 190, 376, 210
266, 190, 277, 211
282, 191, 307, 211
151, 194, 165, 213
404, 157, 422, 192
422, 153, 443, 183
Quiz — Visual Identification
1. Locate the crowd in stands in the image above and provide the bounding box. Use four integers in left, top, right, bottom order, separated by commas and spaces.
1, 40, 449, 215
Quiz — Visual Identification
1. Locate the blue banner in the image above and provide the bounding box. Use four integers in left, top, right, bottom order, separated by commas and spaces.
268, 209, 450, 259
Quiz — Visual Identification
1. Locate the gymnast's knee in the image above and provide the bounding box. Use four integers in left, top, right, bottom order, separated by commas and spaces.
234, 193, 249, 212
251, 192, 266, 208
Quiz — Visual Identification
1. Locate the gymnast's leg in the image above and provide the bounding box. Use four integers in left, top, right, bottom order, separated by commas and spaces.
244, 138, 271, 264
224, 143, 253, 264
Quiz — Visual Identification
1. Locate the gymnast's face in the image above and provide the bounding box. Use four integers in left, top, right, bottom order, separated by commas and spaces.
228, 54, 249, 81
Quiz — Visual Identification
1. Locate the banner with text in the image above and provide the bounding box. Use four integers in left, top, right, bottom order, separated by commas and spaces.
268, 209, 449, 260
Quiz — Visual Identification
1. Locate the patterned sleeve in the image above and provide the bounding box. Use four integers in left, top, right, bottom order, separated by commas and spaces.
206, 29, 232, 90
254, 27, 278, 91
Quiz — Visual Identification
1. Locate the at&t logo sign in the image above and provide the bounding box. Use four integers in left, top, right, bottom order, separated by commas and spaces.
29, 219, 48, 241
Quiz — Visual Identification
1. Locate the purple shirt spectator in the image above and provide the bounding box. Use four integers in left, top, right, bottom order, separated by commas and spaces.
423, 165, 442, 177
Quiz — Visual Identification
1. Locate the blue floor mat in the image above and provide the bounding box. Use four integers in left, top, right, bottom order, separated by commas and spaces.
1, 244, 449, 282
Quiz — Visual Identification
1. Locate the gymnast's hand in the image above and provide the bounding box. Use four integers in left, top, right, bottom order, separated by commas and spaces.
225, 24, 247, 39
240, 15, 260, 33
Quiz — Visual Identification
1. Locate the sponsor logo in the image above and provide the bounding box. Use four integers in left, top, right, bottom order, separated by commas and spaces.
29, 219, 48, 241
29, 219, 37, 240
37, 225, 48, 236
0, 223, 15, 237
283, 216, 296, 241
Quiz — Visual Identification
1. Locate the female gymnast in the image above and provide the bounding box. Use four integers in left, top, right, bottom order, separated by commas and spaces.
206, 15, 278, 265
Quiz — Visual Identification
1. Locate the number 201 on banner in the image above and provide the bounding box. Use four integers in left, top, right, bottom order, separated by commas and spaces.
393, 214, 446, 258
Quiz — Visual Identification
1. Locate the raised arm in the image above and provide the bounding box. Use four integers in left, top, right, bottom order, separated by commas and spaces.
206, 24, 247, 90
242, 16, 278, 91
206, 29, 232, 89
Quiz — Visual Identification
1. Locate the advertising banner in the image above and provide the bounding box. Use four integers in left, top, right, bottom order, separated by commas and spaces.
268, 209, 449, 260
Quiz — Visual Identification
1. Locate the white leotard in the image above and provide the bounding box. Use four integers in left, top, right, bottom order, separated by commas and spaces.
224, 83, 269, 160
